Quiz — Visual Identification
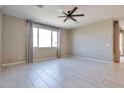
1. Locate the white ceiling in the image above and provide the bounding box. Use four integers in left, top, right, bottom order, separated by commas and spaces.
2, 5, 124, 30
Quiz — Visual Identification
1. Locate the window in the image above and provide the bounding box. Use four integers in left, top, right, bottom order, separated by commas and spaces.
33, 27, 38, 47
39, 28, 51, 47
120, 32, 123, 55
33, 27, 58, 47
52, 31, 57, 47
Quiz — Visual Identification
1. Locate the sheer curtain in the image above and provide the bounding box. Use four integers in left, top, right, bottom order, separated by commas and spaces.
26, 20, 33, 63
56, 28, 61, 58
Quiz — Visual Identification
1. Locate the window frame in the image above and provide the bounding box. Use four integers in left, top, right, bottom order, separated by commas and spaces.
33, 27, 58, 48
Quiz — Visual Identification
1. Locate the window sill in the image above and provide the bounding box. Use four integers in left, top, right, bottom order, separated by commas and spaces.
33, 47, 57, 49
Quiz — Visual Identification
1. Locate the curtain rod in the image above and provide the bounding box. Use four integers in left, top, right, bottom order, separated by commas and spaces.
27, 20, 60, 30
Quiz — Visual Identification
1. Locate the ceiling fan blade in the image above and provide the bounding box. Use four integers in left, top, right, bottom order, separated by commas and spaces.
62, 11, 68, 16
70, 7, 78, 15
70, 17, 77, 22
63, 17, 68, 22
57, 16, 66, 18
72, 14, 84, 17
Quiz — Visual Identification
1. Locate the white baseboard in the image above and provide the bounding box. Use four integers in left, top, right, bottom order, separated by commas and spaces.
2, 55, 107, 67
2, 57, 57, 67
33, 57, 57, 62
71, 56, 112, 63
2, 61, 26, 67
0, 55, 111, 69
2, 56, 68, 67
33, 55, 71, 62
61, 55, 70, 58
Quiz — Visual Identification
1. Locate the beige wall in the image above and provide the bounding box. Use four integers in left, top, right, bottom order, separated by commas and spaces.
2, 14, 27, 64
2, 14, 69, 64
69, 20, 113, 62
33, 48, 57, 60
60, 29, 69, 57
0, 12, 2, 67
1, 14, 115, 63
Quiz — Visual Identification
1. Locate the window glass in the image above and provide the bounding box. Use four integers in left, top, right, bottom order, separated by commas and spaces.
33, 27, 38, 47
39, 28, 51, 47
33, 27, 58, 48
52, 31, 57, 47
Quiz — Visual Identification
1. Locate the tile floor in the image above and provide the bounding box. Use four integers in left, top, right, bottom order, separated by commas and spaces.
0, 57, 124, 88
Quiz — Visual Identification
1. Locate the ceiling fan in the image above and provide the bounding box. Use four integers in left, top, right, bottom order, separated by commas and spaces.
58, 7, 84, 22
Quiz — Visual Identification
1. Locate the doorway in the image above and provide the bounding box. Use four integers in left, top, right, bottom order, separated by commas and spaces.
113, 20, 124, 62
119, 30, 124, 62
113, 21, 120, 62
